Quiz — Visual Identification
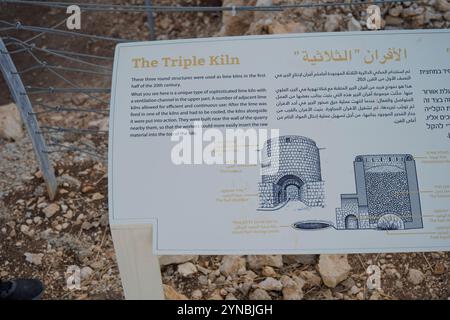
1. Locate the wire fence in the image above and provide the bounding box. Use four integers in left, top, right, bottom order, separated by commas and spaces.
0, 0, 423, 198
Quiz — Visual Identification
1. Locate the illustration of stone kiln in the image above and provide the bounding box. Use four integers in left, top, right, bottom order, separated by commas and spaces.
335, 154, 423, 230
258, 135, 325, 210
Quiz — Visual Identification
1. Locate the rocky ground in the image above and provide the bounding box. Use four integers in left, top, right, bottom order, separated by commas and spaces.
0, 0, 449, 300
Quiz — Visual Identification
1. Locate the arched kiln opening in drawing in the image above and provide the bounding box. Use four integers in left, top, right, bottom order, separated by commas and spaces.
277, 174, 304, 203
258, 135, 325, 210
345, 214, 359, 229
377, 214, 405, 230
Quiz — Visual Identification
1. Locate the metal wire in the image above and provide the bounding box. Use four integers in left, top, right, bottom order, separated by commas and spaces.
0, 20, 135, 42
46, 142, 106, 160
40, 126, 108, 134
5, 37, 113, 71
34, 103, 109, 115
1, 0, 417, 12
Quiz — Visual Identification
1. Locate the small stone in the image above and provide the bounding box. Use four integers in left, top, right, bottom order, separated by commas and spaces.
163, 284, 188, 300
177, 262, 197, 277
261, 266, 277, 277
249, 288, 272, 300
159, 255, 198, 266
370, 291, 381, 300
91, 193, 104, 201
0, 103, 24, 141
268, 21, 288, 34
348, 17, 362, 31
20, 224, 29, 234
282, 255, 317, 265
299, 270, 322, 287
434, 262, 446, 275
425, 10, 442, 22
191, 289, 203, 300
24, 252, 44, 265
324, 14, 342, 32
318, 254, 352, 288
60, 204, 68, 213
282, 286, 303, 300
341, 277, 356, 290
82, 185, 94, 193
280, 275, 295, 288
219, 255, 246, 276
247, 255, 283, 270
42, 203, 60, 218
243, 270, 258, 280
198, 275, 208, 286
208, 290, 223, 300
225, 293, 237, 300
389, 6, 403, 17
280, 275, 304, 300
80, 266, 93, 280
385, 15, 403, 26
284, 22, 307, 33
407, 268, 425, 285
63, 211, 73, 219
401, 7, 424, 18
258, 277, 283, 291
436, 0, 450, 12
71, 93, 88, 106
58, 174, 81, 190
349, 285, 360, 295
81, 221, 92, 230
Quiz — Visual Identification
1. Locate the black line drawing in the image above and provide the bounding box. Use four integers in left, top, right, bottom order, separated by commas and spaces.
258, 135, 325, 211
335, 154, 423, 230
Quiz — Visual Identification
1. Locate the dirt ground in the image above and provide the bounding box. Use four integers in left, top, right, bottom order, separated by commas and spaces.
0, 0, 449, 300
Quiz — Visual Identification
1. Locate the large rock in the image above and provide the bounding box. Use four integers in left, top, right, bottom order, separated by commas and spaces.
247, 255, 283, 270
159, 255, 198, 266
0, 103, 24, 141
219, 255, 246, 276
317, 254, 352, 288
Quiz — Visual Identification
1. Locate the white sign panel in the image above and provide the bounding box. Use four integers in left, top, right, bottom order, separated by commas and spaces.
109, 30, 450, 254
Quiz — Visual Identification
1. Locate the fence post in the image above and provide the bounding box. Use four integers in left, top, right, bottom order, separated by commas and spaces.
145, 0, 156, 40
0, 37, 58, 200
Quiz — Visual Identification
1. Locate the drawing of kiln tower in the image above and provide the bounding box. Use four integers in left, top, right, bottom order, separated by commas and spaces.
335, 154, 423, 230
258, 135, 325, 210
